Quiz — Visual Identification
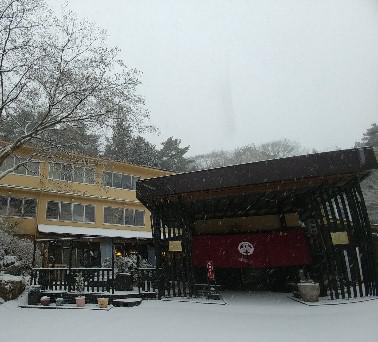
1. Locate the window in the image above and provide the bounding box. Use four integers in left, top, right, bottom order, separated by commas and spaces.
104, 207, 124, 225
73, 203, 84, 222
104, 207, 113, 224
48, 163, 62, 180
85, 168, 95, 184
60, 202, 72, 221
84, 205, 95, 223
14, 156, 27, 175
132, 176, 140, 190
73, 166, 85, 183
134, 210, 145, 226
113, 173, 122, 188
48, 162, 95, 184
0, 196, 8, 215
124, 208, 134, 225
47, 201, 59, 220
46, 201, 95, 222
62, 164, 73, 182
23, 199, 37, 217
0, 196, 37, 218
103, 206, 144, 227
102, 171, 140, 190
122, 174, 132, 189
0, 155, 40, 176
8, 197, 23, 217
103, 172, 113, 187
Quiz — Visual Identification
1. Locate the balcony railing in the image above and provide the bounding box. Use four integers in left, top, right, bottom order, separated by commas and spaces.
31, 267, 114, 293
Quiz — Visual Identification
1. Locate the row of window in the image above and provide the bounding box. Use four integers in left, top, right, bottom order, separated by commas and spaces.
1, 157, 142, 190
48, 164, 141, 190
46, 201, 95, 223
102, 172, 140, 190
48, 163, 96, 184
104, 207, 145, 226
0, 196, 37, 217
46, 201, 145, 226
0, 156, 40, 176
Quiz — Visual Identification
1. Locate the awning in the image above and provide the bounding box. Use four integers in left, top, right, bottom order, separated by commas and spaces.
38, 224, 152, 239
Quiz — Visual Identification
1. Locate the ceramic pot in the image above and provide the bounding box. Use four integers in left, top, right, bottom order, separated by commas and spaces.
40, 296, 50, 306
297, 282, 320, 302
55, 297, 64, 306
75, 296, 85, 307
97, 297, 109, 309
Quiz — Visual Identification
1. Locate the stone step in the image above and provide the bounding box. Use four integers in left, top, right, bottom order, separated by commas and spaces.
112, 298, 142, 307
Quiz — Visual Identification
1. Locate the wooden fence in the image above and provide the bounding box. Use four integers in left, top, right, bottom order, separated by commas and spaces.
31, 267, 114, 293
137, 267, 157, 294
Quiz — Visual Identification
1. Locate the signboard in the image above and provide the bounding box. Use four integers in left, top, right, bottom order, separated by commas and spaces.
192, 229, 312, 268
169, 240, 182, 252
331, 232, 349, 245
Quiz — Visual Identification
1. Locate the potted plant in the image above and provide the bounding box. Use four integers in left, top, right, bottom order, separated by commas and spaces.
74, 272, 85, 307
55, 297, 64, 306
40, 295, 50, 306
297, 269, 320, 302
97, 297, 109, 308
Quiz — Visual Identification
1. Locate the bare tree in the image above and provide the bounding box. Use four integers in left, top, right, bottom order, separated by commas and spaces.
191, 139, 306, 170
0, 0, 148, 178
257, 139, 305, 160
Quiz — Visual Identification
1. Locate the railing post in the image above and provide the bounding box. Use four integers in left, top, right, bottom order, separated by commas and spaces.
111, 239, 115, 294
68, 241, 73, 292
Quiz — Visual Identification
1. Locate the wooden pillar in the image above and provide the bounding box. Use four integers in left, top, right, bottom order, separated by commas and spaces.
31, 236, 37, 268
152, 209, 163, 298
111, 238, 115, 294
68, 240, 73, 292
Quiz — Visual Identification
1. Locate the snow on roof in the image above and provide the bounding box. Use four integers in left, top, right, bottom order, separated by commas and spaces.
38, 224, 152, 239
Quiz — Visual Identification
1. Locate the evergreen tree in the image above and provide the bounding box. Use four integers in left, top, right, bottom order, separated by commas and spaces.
357, 123, 378, 223
104, 121, 159, 167
158, 137, 193, 172
356, 123, 378, 156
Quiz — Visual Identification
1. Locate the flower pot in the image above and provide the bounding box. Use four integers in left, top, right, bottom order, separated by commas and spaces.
297, 282, 320, 302
40, 296, 50, 306
97, 297, 109, 309
55, 297, 64, 306
75, 296, 85, 307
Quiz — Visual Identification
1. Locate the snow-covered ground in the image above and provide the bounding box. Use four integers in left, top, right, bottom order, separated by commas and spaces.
1, 291, 378, 342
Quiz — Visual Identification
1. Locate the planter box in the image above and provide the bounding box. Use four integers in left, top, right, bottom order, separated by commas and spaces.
28, 285, 42, 305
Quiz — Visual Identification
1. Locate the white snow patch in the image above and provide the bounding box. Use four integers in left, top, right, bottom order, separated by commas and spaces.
1, 291, 378, 341
38, 224, 152, 239
0, 273, 24, 282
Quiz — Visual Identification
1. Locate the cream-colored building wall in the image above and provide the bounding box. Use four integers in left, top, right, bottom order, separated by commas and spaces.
0, 149, 169, 235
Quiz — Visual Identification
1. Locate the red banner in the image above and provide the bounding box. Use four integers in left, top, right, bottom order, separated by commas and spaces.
192, 229, 312, 269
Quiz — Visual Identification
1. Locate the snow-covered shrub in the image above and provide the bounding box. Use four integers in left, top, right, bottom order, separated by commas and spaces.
75, 272, 85, 294
102, 254, 152, 282
0, 219, 38, 275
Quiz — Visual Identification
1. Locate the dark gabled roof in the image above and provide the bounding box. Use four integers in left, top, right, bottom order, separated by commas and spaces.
136, 147, 377, 209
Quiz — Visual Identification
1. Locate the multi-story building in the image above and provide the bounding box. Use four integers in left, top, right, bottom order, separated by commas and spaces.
0, 144, 170, 267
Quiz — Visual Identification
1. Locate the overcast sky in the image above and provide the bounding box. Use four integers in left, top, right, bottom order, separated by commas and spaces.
49, 0, 378, 156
